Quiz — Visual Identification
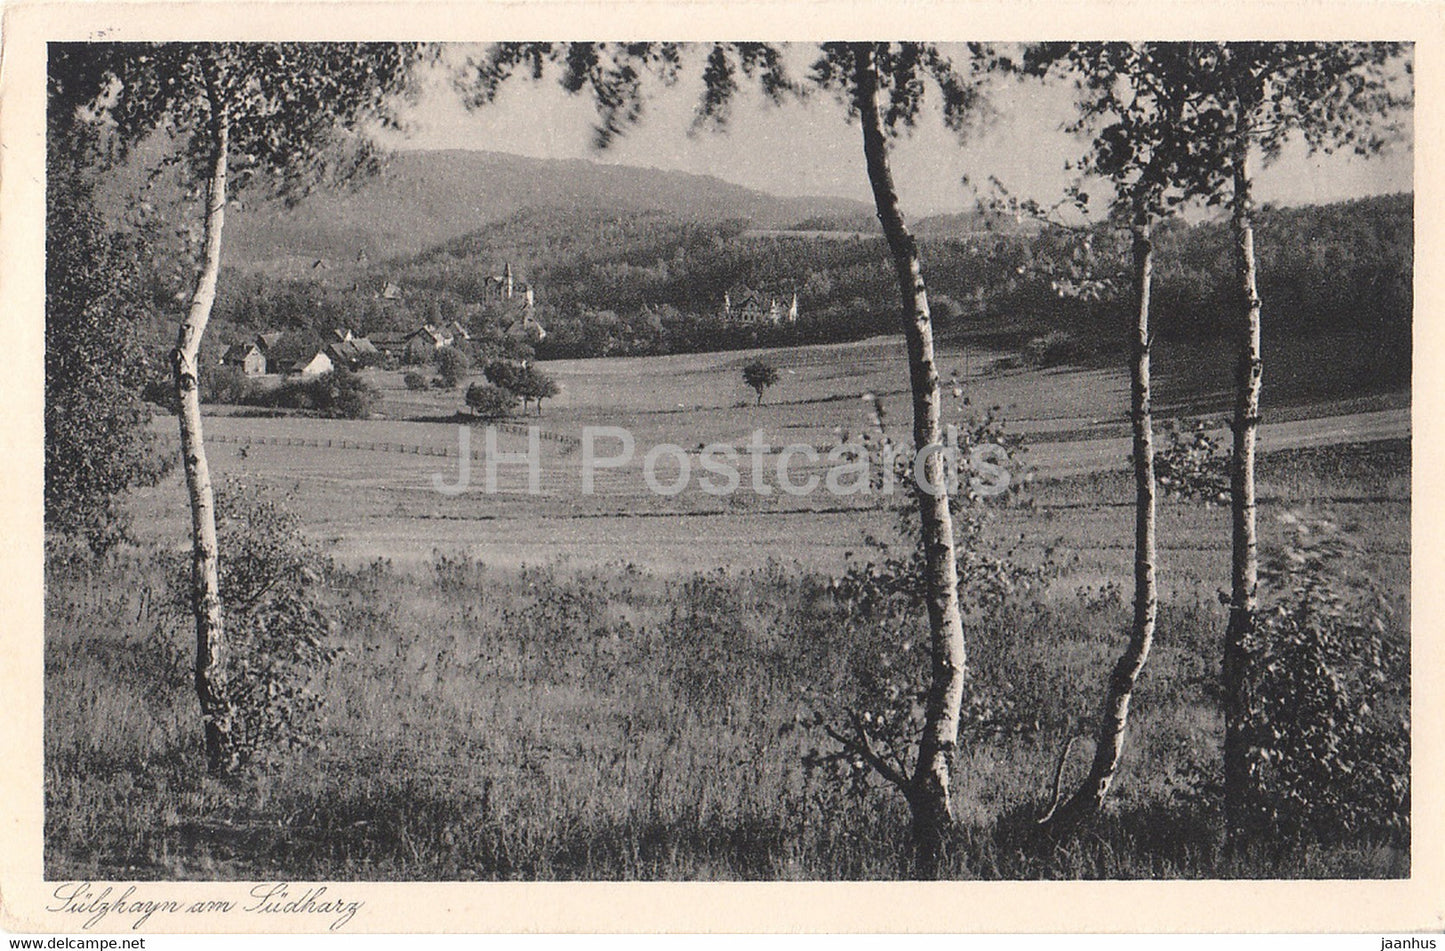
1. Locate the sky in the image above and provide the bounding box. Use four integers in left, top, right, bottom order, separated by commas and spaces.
383, 45, 1414, 220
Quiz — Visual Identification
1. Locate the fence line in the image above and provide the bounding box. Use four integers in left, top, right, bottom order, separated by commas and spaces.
156, 424, 581, 459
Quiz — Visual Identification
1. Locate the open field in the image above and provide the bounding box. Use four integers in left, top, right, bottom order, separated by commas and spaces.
47, 333, 1410, 880
46, 437, 1410, 880
128, 332, 1408, 573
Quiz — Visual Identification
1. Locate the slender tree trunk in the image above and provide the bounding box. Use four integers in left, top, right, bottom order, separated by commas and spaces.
853, 43, 967, 873
172, 92, 238, 775
1042, 215, 1158, 830
1223, 124, 1263, 829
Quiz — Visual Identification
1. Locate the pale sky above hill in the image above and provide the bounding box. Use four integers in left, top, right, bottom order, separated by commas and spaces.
382, 45, 1414, 220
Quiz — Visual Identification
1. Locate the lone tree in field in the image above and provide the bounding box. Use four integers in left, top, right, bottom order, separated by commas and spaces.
1180, 42, 1410, 828
53, 42, 426, 774
742, 358, 779, 405
1022, 42, 1224, 830
462, 41, 991, 869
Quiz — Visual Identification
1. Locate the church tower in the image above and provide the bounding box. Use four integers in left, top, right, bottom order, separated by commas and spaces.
504, 262, 514, 300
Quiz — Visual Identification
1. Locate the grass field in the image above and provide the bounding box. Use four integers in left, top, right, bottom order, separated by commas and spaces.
126, 332, 1408, 571
47, 332, 1412, 880
45, 438, 1410, 880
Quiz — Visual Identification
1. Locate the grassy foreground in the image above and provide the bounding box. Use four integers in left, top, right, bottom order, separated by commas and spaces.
45, 442, 1410, 880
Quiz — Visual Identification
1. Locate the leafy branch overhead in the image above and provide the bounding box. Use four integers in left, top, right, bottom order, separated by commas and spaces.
458, 42, 995, 150
52, 42, 431, 204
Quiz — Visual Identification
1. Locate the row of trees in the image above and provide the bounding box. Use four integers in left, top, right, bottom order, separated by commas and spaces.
48, 40, 1409, 870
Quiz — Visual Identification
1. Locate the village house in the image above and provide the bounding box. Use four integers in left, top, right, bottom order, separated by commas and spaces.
403, 324, 454, 362
721, 288, 799, 325
264, 332, 334, 378
220, 341, 268, 376
368, 332, 408, 362
504, 310, 548, 343
324, 336, 381, 371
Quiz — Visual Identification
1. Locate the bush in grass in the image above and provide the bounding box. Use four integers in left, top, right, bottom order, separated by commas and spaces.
308, 368, 378, 419
435, 347, 470, 389
163, 479, 339, 766
1155, 418, 1231, 504
466, 381, 518, 419
203, 364, 258, 406
482, 359, 521, 392
513, 365, 560, 415
255, 368, 377, 419
403, 370, 428, 391
1240, 512, 1409, 841
798, 397, 1052, 800
1021, 330, 1081, 368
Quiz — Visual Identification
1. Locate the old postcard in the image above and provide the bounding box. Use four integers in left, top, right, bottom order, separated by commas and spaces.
1, 0, 1440, 934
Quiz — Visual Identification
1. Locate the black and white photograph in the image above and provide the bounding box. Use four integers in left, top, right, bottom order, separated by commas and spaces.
2, 0, 1440, 936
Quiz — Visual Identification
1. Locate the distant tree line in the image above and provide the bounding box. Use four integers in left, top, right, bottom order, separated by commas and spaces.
178, 191, 1410, 365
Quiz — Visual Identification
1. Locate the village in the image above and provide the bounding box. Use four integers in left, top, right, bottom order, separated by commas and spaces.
217, 259, 799, 387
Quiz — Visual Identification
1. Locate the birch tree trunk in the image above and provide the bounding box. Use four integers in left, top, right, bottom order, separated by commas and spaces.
1043, 215, 1158, 829
171, 85, 239, 775
1223, 122, 1263, 828
853, 43, 968, 871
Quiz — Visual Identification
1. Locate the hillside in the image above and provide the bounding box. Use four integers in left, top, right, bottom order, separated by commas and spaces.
214, 149, 875, 276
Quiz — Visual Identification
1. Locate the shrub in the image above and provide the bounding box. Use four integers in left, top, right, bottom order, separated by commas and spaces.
435, 347, 470, 389
404, 370, 428, 391
1241, 512, 1409, 841
260, 369, 377, 419
320, 368, 379, 419
203, 365, 257, 406
162, 479, 339, 766
1155, 419, 1231, 503
466, 381, 519, 419
1021, 330, 1081, 368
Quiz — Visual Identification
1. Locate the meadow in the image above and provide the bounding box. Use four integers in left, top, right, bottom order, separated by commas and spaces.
46, 333, 1412, 880
126, 332, 1407, 571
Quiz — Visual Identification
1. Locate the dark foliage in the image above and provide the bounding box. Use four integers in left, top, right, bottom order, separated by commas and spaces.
208, 368, 378, 418
160, 480, 340, 766
465, 381, 519, 419
1239, 514, 1410, 842
434, 347, 470, 389
45, 160, 170, 554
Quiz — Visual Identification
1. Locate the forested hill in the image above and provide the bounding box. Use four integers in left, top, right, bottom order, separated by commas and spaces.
199, 190, 1410, 368
217, 149, 876, 275
372, 190, 1411, 350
